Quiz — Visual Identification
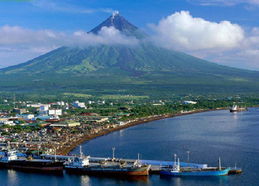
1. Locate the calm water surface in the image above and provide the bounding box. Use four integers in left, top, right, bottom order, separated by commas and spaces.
1, 108, 259, 186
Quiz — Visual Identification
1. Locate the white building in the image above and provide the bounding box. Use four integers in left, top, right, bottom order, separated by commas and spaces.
56, 101, 65, 106
48, 109, 62, 116
50, 121, 80, 127
72, 101, 86, 109
183, 101, 197, 105
27, 103, 51, 108
40, 105, 49, 111
0, 119, 15, 126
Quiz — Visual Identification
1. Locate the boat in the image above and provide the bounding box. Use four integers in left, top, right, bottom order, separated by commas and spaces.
230, 105, 247, 112
0, 150, 63, 172
65, 147, 151, 176
228, 165, 242, 174
160, 157, 230, 176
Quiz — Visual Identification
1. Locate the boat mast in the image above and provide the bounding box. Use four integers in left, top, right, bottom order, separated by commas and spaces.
178, 158, 180, 170
187, 150, 190, 164
80, 145, 83, 158
174, 154, 177, 166
112, 147, 115, 160
218, 157, 222, 170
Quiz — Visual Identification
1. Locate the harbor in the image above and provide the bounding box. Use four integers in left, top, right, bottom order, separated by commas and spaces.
0, 145, 242, 177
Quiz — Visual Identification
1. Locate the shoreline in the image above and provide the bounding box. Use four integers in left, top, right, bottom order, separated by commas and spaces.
59, 108, 226, 155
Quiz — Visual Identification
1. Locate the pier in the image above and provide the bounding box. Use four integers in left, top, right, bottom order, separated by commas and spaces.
41, 154, 208, 173
40, 154, 242, 175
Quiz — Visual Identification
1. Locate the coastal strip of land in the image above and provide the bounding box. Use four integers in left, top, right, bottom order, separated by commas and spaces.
60, 108, 225, 155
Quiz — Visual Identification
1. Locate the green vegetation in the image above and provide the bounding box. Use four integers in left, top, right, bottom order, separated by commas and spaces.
0, 43, 259, 97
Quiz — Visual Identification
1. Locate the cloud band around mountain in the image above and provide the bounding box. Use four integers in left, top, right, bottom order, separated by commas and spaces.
0, 25, 138, 67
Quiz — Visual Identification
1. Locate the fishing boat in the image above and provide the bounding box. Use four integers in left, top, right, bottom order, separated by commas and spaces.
230, 105, 247, 112
0, 150, 63, 172
65, 147, 151, 176
160, 156, 230, 176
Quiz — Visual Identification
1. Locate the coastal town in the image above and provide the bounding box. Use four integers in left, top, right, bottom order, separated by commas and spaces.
0, 98, 126, 155
0, 94, 247, 179
0, 95, 255, 156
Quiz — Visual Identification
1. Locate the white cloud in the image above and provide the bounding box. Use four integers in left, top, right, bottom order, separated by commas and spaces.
150, 11, 259, 70
151, 11, 244, 51
71, 27, 139, 46
0, 25, 138, 68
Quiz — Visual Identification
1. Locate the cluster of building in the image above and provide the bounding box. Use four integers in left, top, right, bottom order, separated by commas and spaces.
0, 96, 202, 155
0, 99, 130, 155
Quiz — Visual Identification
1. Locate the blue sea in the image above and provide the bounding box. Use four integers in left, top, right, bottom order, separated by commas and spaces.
1, 108, 259, 186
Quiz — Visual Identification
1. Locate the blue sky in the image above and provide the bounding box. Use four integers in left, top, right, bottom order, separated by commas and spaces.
1, 0, 259, 70
2, 0, 258, 31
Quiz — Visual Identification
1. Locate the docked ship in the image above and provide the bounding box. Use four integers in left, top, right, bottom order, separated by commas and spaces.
160, 157, 230, 176
230, 105, 247, 112
0, 150, 63, 172
65, 148, 151, 176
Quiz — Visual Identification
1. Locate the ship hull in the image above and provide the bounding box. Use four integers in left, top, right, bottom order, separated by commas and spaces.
160, 168, 230, 176
65, 165, 150, 176
0, 160, 63, 172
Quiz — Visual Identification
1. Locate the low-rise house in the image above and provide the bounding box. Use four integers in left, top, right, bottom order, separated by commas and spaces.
183, 101, 197, 104
0, 119, 15, 126
48, 109, 62, 116
13, 108, 28, 114
95, 117, 109, 123
72, 101, 86, 109
16, 114, 35, 120
27, 103, 50, 108
50, 121, 81, 127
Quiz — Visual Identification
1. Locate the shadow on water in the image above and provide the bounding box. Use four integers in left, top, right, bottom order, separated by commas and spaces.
160, 175, 229, 185
0, 168, 64, 177
66, 171, 149, 183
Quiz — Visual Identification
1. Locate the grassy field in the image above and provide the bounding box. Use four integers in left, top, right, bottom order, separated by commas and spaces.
100, 95, 149, 100
63, 93, 92, 98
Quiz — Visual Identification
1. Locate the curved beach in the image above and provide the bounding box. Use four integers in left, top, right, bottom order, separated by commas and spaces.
60, 108, 225, 155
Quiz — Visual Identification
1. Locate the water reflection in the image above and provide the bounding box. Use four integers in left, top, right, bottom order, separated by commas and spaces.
7, 169, 18, 186
80, 175, 90, 185
119, 129, 124, 137
160, 175, 229, 186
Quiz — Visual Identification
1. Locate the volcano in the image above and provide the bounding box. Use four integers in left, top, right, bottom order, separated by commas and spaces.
1, 12, 259, 96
